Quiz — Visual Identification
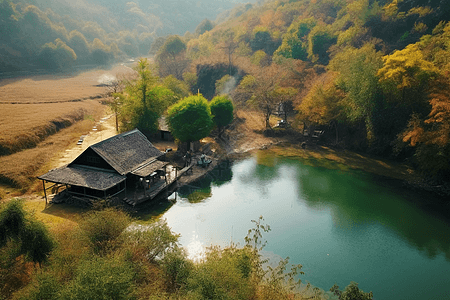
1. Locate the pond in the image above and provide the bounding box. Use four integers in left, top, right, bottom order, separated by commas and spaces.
150, 150, 450, 300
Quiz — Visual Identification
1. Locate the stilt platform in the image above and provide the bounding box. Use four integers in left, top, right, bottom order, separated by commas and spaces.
123, 163, 194, 206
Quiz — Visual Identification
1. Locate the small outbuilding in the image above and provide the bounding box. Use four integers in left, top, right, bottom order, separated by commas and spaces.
38, 129, 169, 204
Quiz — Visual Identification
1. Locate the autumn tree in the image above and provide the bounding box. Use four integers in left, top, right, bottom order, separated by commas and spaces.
396, 76, 450, 179
195, 19, 214, 36
298, 80, 344, 143
156, 35, 189, 80
236, 65, 295, 129
38, 39, 77, 70
273, 87, 297, 122
377, 43, 439, 113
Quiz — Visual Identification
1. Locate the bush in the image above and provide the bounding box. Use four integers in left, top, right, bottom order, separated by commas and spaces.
58, 256, 135, 300
16, 273, 60, 300
19, 219, 54, 264
160, 246, 193, 292
123, 219, 180, 263
0, 199, 26, 246
78, 208, 131, 254
184, 246, 254, 300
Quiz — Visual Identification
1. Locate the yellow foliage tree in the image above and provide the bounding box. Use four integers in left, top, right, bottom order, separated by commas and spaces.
378, 44, 439, 90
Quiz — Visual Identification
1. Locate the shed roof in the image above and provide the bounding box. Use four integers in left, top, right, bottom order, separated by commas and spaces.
87, 129, 164, 175
38, 165, 126, 191
131, 159, 169, 177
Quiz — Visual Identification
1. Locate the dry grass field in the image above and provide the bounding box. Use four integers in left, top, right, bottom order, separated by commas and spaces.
0, 65, 134, 196
0, 65, 133, 155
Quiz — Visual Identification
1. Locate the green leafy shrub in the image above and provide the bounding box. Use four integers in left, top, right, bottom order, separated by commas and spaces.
160, 246, 193, 292
123, 219, 179, 263
58, 256, 135, 300
185, 246, 254, 300
78, 208, 131, 254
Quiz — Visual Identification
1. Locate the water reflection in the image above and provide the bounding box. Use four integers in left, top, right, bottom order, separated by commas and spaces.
176, 153, 450, 261
177, 160, 233, 203
154, 152, 450, 299
255, 153, 450, 261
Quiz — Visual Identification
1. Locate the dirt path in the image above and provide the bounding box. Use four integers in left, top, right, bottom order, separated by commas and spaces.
56, 114, 118, 167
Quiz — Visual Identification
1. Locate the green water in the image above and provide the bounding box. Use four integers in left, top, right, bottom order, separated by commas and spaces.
156, 152, 450, 300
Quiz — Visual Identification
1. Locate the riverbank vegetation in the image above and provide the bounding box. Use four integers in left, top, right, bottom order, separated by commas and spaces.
1, 200, 374, 300
144, 0, 450, 194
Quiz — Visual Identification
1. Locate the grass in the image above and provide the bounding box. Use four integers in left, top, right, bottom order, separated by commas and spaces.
0, 66, 128, 156
0, 105, 106, 193
0, 65, 134, 193
0, 101, 104, 155
22, 198, 84, 230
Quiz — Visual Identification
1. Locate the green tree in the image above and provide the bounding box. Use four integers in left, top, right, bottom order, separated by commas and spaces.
162, 75, 191, 100
307, 25, 337, 65
183, 71, 198, 94
329, 43, 384, 143
274, 17, 317, 60
117, 58, 170, 134
167, 95, 213, 146
210, 95, 234, 137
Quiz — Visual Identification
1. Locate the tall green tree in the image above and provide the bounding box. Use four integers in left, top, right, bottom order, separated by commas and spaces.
210, 95, 234, 137
117, 58, 171, 133
330, 43, 383, 143
167, 95, 213, 146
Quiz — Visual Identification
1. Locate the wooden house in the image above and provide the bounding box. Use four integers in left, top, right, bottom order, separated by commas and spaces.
38, 129, 171, 204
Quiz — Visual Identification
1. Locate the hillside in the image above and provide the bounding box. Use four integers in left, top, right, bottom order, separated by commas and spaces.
0, 0, 255, 73
166, 0, 449, 187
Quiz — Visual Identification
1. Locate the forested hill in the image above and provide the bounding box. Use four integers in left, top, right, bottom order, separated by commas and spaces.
168, 0, 449, 186
0, 0, 255, 73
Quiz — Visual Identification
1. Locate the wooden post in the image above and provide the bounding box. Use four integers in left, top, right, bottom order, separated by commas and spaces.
164, 165, 167, 184
43, 180, 47, 205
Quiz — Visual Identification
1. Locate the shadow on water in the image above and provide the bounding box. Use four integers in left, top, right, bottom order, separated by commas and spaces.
177, 160, 233, 203
252, 152, 450, 262
134, 160, 234, 219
